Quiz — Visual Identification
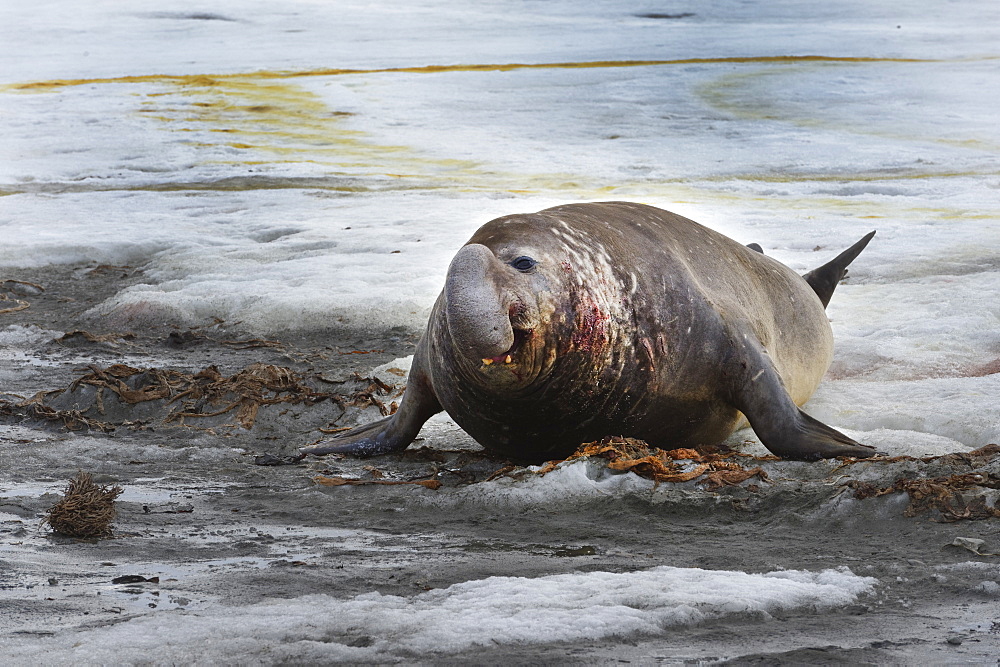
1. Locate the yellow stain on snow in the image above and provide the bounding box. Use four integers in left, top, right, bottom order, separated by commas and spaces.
132, 76, 409, 163
109, 72, 622, 196
0, 56, 938, 94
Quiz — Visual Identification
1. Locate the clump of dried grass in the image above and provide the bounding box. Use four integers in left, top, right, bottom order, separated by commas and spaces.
44, 472, 123, 538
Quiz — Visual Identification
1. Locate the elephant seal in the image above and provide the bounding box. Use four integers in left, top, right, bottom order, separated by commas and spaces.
303, 202, 876, 463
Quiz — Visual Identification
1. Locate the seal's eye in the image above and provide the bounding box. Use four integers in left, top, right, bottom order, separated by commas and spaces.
511, 256, 537, 272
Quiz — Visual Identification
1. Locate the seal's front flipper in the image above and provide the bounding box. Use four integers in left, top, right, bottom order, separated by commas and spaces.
762, 409, 878, 461
301, 416, 413, 457
728, 341, 877, 461
301, 354, 442, 457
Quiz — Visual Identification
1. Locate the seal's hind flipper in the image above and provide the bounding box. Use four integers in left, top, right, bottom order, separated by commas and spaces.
727, 336, 877, 460
746, 242, 764, 254
802, 231, 875, 308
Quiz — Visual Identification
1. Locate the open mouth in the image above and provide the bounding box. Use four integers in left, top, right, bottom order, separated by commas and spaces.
482, 328, 532, 366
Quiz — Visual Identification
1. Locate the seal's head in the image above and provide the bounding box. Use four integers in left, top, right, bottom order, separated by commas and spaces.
444, 240, 548, 390
443, 212, 624, 398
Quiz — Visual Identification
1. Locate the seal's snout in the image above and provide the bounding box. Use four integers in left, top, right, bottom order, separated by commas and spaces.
444, 243, 540, 367
445, 244, 516, 360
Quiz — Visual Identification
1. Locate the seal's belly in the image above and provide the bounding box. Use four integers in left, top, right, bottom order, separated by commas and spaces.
439, 379, 743, 462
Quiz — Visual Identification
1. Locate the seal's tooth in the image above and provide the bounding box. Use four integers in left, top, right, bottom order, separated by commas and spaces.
482, 358, 493, 366
505, 355, 512, 364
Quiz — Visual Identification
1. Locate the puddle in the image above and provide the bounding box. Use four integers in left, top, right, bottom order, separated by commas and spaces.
0, 481, 67, 499
117, 480, 232, 504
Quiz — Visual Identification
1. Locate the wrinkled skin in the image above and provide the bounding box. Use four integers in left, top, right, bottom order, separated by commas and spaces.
303, 202, 876, 463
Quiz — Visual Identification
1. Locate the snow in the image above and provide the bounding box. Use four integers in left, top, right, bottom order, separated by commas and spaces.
455, 457, 658, 507
371, 355, 414, 385
0, 428, 245, 473
1, 565, 876, 662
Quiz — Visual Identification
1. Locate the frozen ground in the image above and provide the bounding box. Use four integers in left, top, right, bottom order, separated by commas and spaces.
2, 0, 1000, 663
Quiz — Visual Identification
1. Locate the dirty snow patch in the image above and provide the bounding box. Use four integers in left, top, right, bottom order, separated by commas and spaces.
3, 565, 876, 662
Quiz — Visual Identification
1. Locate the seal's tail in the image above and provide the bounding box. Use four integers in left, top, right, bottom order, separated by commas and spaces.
802, 231, 876, 308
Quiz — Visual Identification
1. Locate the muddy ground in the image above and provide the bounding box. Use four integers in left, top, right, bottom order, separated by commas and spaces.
2, 262, 999, 664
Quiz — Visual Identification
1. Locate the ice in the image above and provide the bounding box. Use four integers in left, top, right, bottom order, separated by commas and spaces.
454, 458, 657, 507
0, 325, 61, 347
371, 355, 413, 385
2, 565, 876, 662
0, 429, 244, 478
974, 581, 1000, 595
808, 375, 1000, 449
